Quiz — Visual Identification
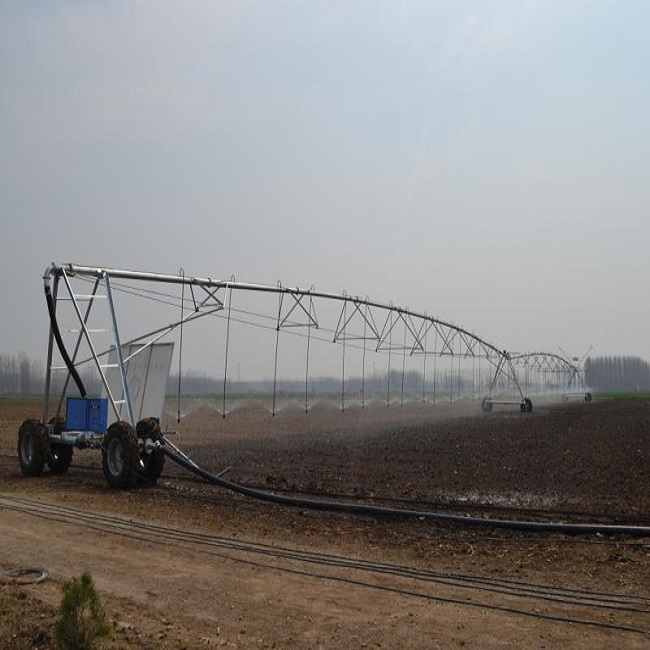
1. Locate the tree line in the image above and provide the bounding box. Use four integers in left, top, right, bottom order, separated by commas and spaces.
2, 352, 650, 395
0, 352, 43, 395
584, 355, 650, 391
0, 353, 101, 396
1, 353, 482, 398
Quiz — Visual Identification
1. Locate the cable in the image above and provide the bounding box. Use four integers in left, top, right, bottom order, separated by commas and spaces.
177, 268, 185, 424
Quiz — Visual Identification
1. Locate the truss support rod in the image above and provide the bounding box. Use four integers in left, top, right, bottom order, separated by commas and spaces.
72, 307, 222, 370
56, 276, 102, 419
305, 295, 312, 413
48, 263, 511, 362
222, 283, 233, 418
177, 268, 185, 424
361, 301, 368, 409
486, 352, 526, 401
509, 355, 525, 401
386, 311, 393, 406
449, 350, 454, 403
488, 354, 506, 395
59, 269, 120, 419
105, 274, 135, 426
421, 328, 427, 403
341, 297, 347, 412
272, 291, 283, 417
433, 329, 438, 405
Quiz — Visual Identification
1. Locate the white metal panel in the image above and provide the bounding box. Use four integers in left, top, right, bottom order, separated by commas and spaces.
105, 342, 174, 424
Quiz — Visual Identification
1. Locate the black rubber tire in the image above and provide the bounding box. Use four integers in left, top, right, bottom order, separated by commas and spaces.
102, 421, 139, 489
136, 417, 165, 486
585, 392, 593, 403
48, 416, 73, 474
481, 397, 493, 413
523, 398, 533, 413
17, 419, 48, 477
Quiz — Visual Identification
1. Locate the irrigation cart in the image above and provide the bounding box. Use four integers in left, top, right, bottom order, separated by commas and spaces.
18, 263, 587, 489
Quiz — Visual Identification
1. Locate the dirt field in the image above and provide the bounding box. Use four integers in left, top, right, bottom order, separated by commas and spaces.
0, 395, 649, 648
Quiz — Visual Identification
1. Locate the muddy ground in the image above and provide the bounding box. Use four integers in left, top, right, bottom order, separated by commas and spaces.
0, 395, 649, 648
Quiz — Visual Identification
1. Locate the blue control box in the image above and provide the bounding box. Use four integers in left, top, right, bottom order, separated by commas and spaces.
66, 397, 108, 434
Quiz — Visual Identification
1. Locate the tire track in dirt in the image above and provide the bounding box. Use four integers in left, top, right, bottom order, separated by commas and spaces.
1, 493, 648, 637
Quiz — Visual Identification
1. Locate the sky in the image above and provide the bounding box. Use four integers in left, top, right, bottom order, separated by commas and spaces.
1, 0, 649, 373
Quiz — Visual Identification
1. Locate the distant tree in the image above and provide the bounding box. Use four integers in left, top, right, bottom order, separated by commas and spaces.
18, 352, 31, 394
585, 356, 650, 391
0, 352, 44, 395
0, 354, 19, 394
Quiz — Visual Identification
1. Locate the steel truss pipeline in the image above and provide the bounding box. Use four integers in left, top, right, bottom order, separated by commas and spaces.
42, 262, 582, 424
512, 352, 592, 403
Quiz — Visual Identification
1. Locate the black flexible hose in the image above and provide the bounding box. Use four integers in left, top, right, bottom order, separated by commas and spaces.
0, 567, 49, 584
44, 282, 87, 397
161, 446, 650, 538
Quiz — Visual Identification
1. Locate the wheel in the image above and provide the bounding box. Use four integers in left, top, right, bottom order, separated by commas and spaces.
136, 417, 165, 486
17, 419, 48, 477
102, 421, 139, 489
585, 392, 592, 402
523, 398, 533, 413
48, 416, 73, 474
481, 397, 493, 413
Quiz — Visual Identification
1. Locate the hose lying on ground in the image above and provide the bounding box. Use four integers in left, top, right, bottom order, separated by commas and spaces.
161, 444, 650, 538
0, 567, 49, 585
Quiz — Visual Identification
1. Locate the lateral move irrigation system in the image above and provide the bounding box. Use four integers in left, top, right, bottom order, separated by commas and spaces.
18, 262, 632, 537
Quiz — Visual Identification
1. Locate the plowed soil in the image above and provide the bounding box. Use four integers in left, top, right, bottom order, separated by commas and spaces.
0, 395, 649, 648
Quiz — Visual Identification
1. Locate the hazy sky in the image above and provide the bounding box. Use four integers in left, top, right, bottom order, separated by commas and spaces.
2, 0, 649, 370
